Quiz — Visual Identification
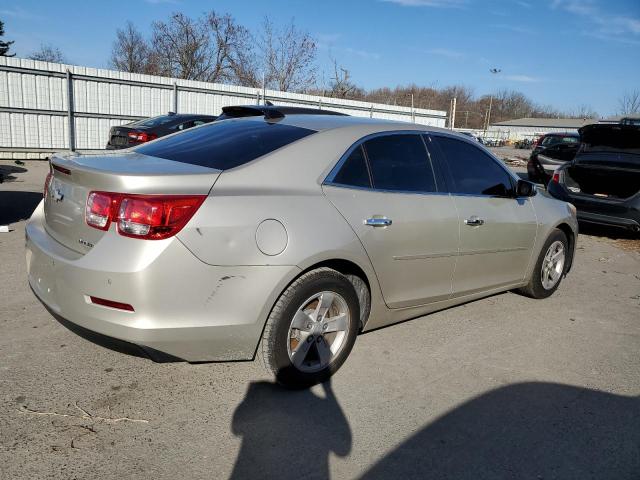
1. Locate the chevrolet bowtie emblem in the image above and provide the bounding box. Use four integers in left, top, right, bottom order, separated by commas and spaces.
52, 188, 64, 202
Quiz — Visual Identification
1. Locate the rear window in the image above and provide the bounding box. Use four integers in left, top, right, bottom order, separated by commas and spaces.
541, 135, 579, 146
129, 115, 178, 128
135, 120, 315, 170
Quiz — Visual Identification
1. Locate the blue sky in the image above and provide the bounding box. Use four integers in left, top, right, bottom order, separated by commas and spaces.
2, 0, 639, 116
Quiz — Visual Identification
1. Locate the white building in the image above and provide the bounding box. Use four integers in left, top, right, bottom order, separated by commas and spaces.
486, 117, 598, 141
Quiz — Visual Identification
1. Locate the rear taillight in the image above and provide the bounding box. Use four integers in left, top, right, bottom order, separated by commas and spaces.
44, 171, 53, 198
552, 172, 560, 183
127, 131, 158, 143
86, 192, 117, 230
85, 192, 205, 240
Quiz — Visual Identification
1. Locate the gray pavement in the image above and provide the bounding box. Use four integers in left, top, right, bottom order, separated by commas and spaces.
1, 159, 639, 479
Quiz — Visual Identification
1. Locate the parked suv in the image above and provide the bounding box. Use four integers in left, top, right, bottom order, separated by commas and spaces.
28, 114, 577, 387
106, 113, 217, 149
527, 132, 580, 184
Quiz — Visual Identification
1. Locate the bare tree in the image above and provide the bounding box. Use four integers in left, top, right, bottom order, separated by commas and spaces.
148, 11, 255, 84
328, 59, 361, 98
619, 90, 640, 115
569, 104, 598, 119
257, 18, 317, 92
151, 13, 211, 80
205, 11, 256, 85
28, 44, 67, 63
110, 21, 155, 74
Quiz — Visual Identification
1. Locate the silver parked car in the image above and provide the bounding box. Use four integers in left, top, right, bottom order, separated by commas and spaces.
26, 113, 578, 387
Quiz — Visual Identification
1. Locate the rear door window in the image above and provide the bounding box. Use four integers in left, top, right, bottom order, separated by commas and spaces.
331, 145, 372, 188
433, 136, 514, 197
363, 134, 437, 192
135, 120, 315, 170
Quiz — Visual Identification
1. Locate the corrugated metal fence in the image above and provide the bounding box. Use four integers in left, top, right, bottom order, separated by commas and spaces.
0, 57, 447, 159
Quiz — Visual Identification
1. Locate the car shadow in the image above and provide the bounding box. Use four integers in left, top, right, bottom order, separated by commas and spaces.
44, 303, 181, 363
579, 222, 639, 240
0, 191, 42, 225
0, 164, 28, 183
229, 379, 352, 480
359, 382, 640, 479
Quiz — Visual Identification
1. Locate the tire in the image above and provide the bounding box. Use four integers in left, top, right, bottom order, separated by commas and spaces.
260, 268, 360, 388
518, 229, 569, 299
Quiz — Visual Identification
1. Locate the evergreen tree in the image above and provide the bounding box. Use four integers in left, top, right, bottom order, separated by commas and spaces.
0, 20, 15, 57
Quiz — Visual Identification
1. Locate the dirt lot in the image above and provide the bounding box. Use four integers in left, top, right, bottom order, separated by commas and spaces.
1, 159, 639, 479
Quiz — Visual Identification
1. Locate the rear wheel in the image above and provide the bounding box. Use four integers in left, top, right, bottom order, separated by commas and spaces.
260, 268, 360, 388
518, 229, 568, 299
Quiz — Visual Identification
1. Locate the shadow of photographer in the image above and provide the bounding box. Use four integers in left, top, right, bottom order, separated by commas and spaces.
230, 379, 351, 480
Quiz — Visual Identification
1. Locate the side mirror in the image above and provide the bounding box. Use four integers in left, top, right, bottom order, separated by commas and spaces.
515, 179, 537, 197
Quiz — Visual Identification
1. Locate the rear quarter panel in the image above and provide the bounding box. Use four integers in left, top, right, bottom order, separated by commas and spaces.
177, 127, 392, 328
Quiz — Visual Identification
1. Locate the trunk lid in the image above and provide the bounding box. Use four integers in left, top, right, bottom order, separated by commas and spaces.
45, 151, 220, 254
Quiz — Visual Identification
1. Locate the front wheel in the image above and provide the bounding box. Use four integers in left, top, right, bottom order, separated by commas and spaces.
518, 228, 568, 299
260, 268, 360, 388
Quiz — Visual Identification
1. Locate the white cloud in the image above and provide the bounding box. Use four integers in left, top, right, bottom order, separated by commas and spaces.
552, 0, 640, 39
343, 47, 381, 60
381, 0, 466, 7
504, 74, 541, 82
0, 7, 41, 19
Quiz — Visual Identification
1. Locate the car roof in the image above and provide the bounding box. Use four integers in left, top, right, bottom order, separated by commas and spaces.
258, 113, 456, 137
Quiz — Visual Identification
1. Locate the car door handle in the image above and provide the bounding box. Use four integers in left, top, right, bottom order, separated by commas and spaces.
365, 217, 392, 227
464, 216, 485, 226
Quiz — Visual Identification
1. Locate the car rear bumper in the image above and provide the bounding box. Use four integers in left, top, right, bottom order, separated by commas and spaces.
547, 183, 640, 231
26, 202, 299, 361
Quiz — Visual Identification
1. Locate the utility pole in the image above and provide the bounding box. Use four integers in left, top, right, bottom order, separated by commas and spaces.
485, 68, 501, 134
485, 95, 493, 131
411, 93, 415, 123
451, 97, 457, 130
449, 99, 453, 130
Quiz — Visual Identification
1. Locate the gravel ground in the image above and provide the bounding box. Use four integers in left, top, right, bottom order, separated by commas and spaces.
1, 159, 639, 480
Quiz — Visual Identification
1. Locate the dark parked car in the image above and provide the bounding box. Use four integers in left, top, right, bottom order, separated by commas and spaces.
527, 132, 580, 184
547, 123, 640, 233
107, 106, 346, 150
106, 113, 217, 149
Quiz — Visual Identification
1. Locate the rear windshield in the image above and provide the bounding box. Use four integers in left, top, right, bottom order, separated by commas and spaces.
541, 135, 579, 146
129, 115, 178, 128
135, 120, 316, 170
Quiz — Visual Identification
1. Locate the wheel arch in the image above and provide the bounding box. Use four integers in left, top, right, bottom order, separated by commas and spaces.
554, 222, 576, 273
297, 258, 374, 330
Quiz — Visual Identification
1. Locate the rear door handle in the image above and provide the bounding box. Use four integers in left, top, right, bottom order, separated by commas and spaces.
365, 217, 392, 227
464, 216, 485, 226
